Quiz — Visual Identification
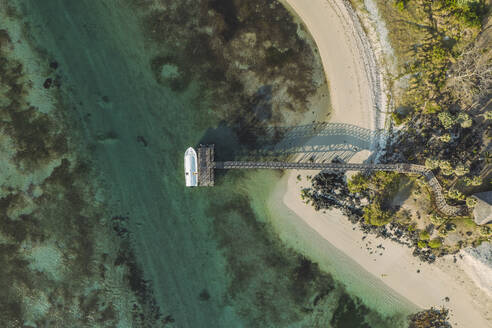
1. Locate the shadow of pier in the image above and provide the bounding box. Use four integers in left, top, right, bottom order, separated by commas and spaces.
249, 122, 387, 162
200, 122, 386, 162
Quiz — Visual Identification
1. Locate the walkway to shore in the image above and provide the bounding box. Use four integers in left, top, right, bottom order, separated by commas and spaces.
198, 145, 464, 216
216, 161, 462, 217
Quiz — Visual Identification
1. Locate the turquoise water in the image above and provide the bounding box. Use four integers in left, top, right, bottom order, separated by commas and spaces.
19, 0, 410, 326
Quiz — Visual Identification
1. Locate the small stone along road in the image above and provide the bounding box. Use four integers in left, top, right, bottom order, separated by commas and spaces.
214, 161, 464, 216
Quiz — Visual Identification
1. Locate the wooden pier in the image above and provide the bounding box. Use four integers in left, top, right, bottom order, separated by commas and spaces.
195, 145, 464, 216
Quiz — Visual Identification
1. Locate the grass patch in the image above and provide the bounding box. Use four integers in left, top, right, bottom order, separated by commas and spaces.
462, 217, 477, 228
428, 238, 442, 249
419, 231, 430, 241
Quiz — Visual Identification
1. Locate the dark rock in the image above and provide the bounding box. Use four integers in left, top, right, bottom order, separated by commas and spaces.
43, 78, 52, 89
199, 289, 210, 301
162, 314, 175, 324
111, 216, 130, 238
137, 136, 148, 147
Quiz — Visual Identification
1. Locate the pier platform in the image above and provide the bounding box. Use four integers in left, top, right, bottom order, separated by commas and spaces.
197, 144, 214, 186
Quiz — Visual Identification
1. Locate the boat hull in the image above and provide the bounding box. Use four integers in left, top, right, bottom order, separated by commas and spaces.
184, 147, 198, 187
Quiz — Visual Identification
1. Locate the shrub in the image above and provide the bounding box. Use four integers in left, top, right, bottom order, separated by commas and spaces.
347, 173, 368, 193
466, 197, 477, 208
430, 214, 446, 225
439, 0, 487, 27
439, 134, 451, 142
464, 176, 482, 186
425, 158, 440, 170
424, 101, 441, 114
457, 112, 473, 128
448, 188, 465, 200
391, 111, 408, 125
439, 160, 453, 176
479, 226, 491, 236
428, 238, 442, 249
438, 111, 456, 129
484, 111, 492, 120
454, 164, 469, 176
438, 227, 448, 237
419, 230, 431, 241
371, 171, 401, 195
300, 188, 310, 200
417, 240, 428, 248
363, 202, 393, 226
394, 0, 408, 11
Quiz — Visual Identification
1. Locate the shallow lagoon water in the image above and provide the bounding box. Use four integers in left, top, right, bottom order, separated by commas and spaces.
18, 0, 411, 326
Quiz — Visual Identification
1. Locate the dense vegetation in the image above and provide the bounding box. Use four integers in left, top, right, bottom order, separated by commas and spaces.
332, 0, 492, 253
345, 168, 491, 254
379, 0, 491, 208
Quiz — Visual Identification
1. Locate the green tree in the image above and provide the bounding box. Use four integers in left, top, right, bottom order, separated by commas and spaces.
439, 160, 453, 176
394, 0, 408, 11
430, 214, 446, 226
425, 158, 440, 170
454, 164, 469, 176
370, 171, 400, 194
457, 112, 472, 128
439, 134, 451, 142
466, 197, 477, 208
464, 176, 482, 186
363, 202, 392, 226
479, 226, 491, 236
347, 173, 368, 193
448, 188, 465, 200
419, 230, 430, 240
438, 111, 456, 129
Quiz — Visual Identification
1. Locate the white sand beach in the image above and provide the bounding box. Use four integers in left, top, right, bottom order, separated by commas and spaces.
275, 0, 492, 326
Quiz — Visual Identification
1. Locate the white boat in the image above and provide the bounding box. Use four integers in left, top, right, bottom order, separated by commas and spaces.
184, 147, 198, 187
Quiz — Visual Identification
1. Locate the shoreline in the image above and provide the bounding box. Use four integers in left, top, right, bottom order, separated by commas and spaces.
273, 0, 492, 326
273, 172, 492, 326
